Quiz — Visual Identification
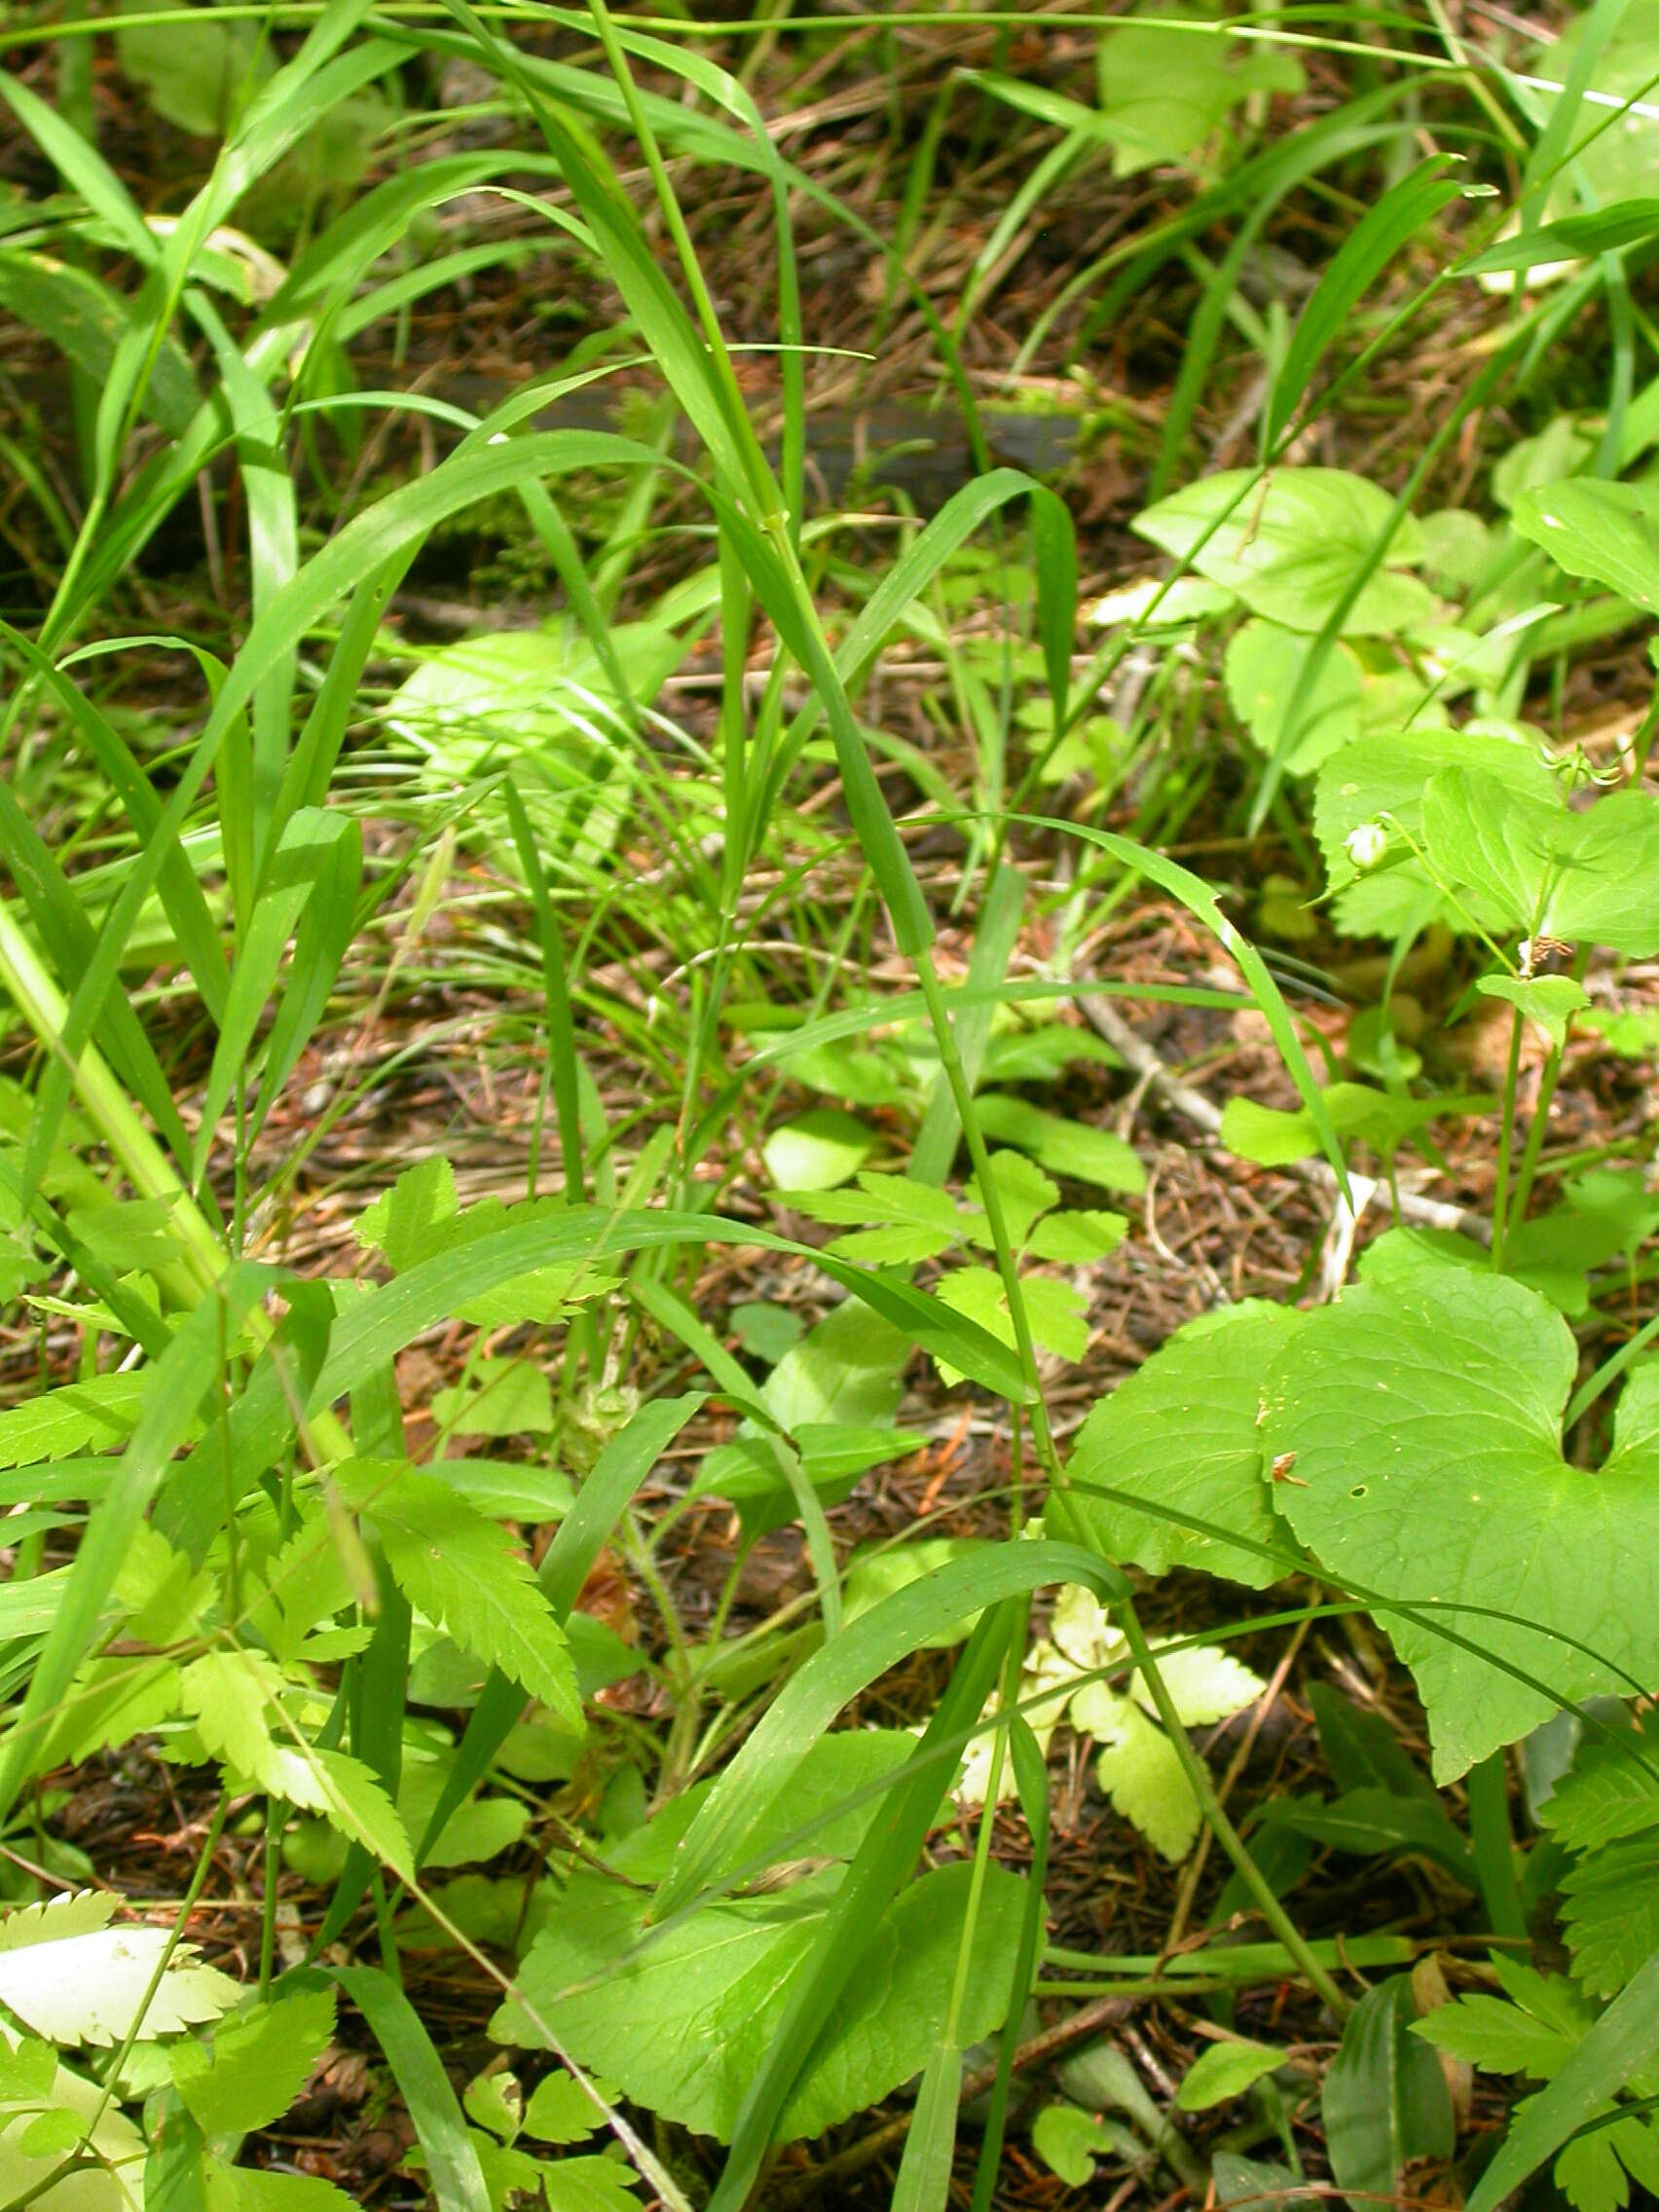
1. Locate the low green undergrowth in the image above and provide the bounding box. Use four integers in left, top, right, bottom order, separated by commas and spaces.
5, 3, 1659, 2210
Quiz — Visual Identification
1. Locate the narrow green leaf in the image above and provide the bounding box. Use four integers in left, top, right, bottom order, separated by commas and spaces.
334, 1967, 490, 2212
1271, 160, 1463, 444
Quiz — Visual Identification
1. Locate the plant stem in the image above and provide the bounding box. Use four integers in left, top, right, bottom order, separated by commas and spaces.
1490, 1005, 1526, 1272
1467, 1752, 1527, 1941
911, 951, 1350, 2018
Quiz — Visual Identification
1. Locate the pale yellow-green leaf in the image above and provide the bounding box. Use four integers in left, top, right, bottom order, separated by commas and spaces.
1135, 1644, 1266, 1728
1093, 1700, 1204, 1861
0, 1895, 238, 2046
0, 2041, 145, 2212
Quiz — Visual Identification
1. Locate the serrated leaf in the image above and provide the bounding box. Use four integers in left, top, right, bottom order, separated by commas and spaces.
1413, 1989, 1582, 2079
1542, 1714, 1659, 1852
1025, 1208, 1126, 1262
1067, 1302, 1302, 1587
1133, 468, 1432, 636
349, 1466, 581, 1729
974, 1096, 1146, 1194
960, 1151, 1059, 1249
934, 1266, 1088, 1381
355, 1156, 458, 1271
1561, 1832, 1659, 1999
0, 1894, 238, 2046
1145, 1643, 1267, 1726
1091, 1696, 1203, 1861
0, 1372, 148, 1468
1263, 1270, 1659, 1780
181, 1652, 415, 1883
170, 1987, 336, 2137
0, 2045, 147, 2212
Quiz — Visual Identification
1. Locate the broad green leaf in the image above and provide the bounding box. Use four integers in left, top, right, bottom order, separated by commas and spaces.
1264, 1270, 1659, 1778
203, 2162, 357, 2212
522, 2072, 605, 2146
540, 2157, 641, 2212
1067, 1301, 1303, 1587
347, 1465, 581, 1729
1322, 1976, 1453, 2212
1225, 619, 1364, 774
1422, 773, 1659, 954
0, 1893, 238, 2045
974, 1095, 1145, 1194
171, 1988, 337, 2137
1177, 2040, 1285, 2111
1544, 789, 1659, 956
1513, 478, 1659, 615
1220, 1082, 1488, 1169
1093, 3, 1302, 176
1313, 724, 1558, 937
1024, 1209, 1126, 1262
1478, 975, 1591, 1052
497, 1853, 1023, 2142
762, 1111, 876, 1192
1421, 766, 1563, 932
1031, 2102, 1137, 2187
1133, 468, 1432, 636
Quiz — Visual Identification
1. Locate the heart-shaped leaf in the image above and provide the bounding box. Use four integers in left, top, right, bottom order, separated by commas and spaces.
1263, 1268, 1659, 1779
1424, 770, 1659, 955
1513, 478, 1659, 615
1067, 1302, 1302, 1588
1133, 468, 1432, 637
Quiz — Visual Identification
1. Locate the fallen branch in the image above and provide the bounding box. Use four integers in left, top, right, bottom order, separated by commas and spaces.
1075, 991, 1492, 1249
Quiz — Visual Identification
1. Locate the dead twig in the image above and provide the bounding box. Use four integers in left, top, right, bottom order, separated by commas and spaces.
1075, 993, 1492, 1250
